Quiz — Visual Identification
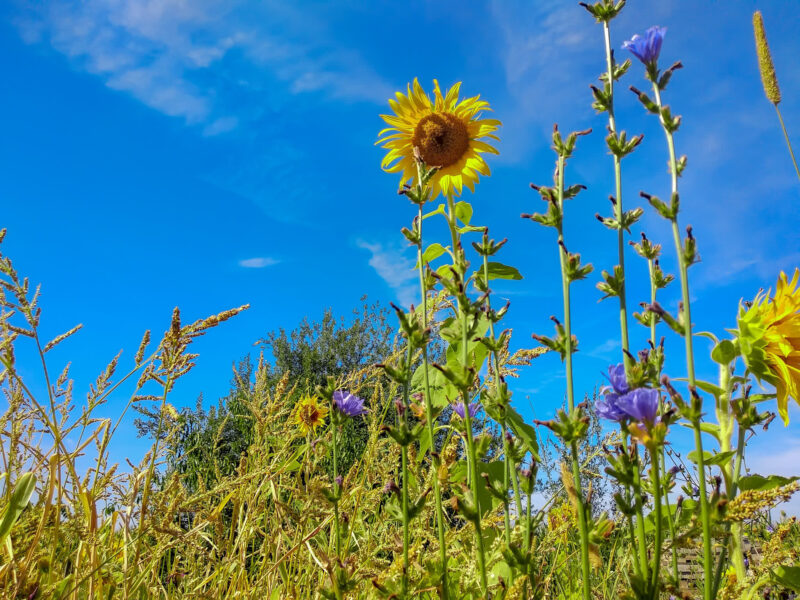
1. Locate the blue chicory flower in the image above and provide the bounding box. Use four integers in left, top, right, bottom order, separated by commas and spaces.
622, 26, 667, 66
333, 390, 368, 417
595, 394, 628, 422
617, 387, 660, 425
452, 401, 480, 420
596, 363, 631, 422
605, 363, 629, 395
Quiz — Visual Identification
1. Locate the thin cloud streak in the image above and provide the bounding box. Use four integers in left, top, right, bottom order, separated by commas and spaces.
238, 257, 280, 268
356, 239, 417, 308
13, 0, 393, 132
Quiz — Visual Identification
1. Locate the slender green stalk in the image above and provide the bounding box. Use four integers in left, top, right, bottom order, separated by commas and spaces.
400, 344, 414, 597
712, 422, 748, 595
131, 374, 172, 594
502, 423, 512, 546
775, 105, 800, 183
555, 154, 592, 600
445, 193, 488, 595
729, 426, 748, 579
631, 445, 650, 577
512, 467, 524, 528
619, 432, 642, 578
331, 409, 341, 559
650, 451, 663, 598
525, 472, 533, 589
652, 82, 713, 600
648, 257, 679, 582
415, 201, 451, 600
481, 247, 513, 547
330, 404, 343, 600
602, 21, 631, 362
599, 23, 647, 580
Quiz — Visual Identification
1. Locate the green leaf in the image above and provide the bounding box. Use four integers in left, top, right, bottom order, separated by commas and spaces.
454, 201, 473, 225
485, 262, 523, 281
506, 407, 540, 462
678, 378, 724, 399
457, 225, 486, 234
687, 450, 735, 466
695, 331, 719, 343
772, 565, 800, 591
489, 560, 512, 586
679, 421, 722, 443
738, 474, 799, 492
450, 460, 506, 515
749, 393, 776, 404
643, 502, 679, 533
410, 363, 457, 408
0, 472, 36, 552
422, 204, 446, 220
711, 339, 739, 365
416, 242, 447, 267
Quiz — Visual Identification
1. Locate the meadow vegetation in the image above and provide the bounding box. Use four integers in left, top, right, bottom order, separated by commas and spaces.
2, 2, 800, 598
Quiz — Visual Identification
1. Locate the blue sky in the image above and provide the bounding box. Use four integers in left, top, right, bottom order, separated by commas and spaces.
2, 1, 800, 511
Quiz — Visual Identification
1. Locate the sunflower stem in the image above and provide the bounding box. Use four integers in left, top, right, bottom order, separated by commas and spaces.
401, 342, 413, 597
414, 197, 451, 600
445, 192, 489, 596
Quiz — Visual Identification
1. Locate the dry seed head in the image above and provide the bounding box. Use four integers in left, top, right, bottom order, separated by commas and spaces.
43, 323, 83, 353
753, 11, 781, 105
135, 329, 151, 366
725, 481, 799, 521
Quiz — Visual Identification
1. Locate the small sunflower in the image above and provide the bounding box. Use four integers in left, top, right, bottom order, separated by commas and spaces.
738, 268, 800, 424
291, 395, 328, 435
377, 78, 500, 198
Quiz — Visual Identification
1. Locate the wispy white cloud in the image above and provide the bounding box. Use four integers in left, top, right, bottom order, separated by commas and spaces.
13, 0, 392, 131
489, 1, 598, 161
356, 239, 417, 307
587, 337, 621, 359
238, 256, 279, 268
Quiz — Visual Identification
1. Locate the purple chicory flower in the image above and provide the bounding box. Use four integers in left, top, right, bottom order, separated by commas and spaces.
451, 401, 480, 420
622, 26, 667, 66
604, 363, 629, 395
333, 390, 368, 417
596, 363, 631, 422
595, 393, 628, 422
617, 387, 660, 425
335, 475, 343, 487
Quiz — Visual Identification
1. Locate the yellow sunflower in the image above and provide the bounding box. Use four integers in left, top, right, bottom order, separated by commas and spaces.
377, 79, 500, 198
291, 395, 328, 435
738, 268, 800, 424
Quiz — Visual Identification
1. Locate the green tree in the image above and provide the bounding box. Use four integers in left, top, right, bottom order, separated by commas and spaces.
135, 297, 395, 488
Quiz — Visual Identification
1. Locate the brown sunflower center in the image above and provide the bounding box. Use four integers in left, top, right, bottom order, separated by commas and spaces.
298, 405, 321, 426
412, 113, 470, 168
